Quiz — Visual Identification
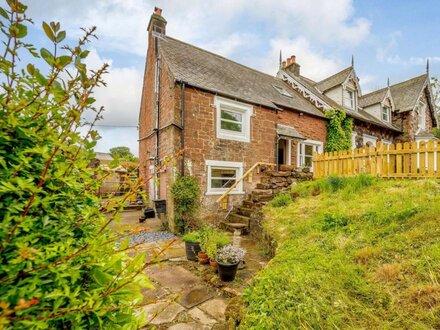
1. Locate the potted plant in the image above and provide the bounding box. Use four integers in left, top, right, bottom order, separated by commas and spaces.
182, 231, 202, 261
216, 245, 246, 282
205, 231, 231, 269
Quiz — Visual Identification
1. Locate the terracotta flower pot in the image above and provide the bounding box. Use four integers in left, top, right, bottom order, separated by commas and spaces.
209, 259, 218, 268
198, 251, 209, 264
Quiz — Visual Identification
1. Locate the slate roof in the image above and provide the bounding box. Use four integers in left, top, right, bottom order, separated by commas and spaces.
276, 123, 305, 140
390, 74, 427, 112
315, 67, 353, 92
358, 88, 388, 108
158, 36, 326, 118
282, 71, 402, 132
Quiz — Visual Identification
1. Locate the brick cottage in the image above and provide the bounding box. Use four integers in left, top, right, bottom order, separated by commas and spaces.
139, 8, 437, 230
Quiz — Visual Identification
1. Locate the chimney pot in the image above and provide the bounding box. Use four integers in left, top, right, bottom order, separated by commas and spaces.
148, 7, 167, 34
290, 55, 296, 63
154, 7, 162, 16
282, 61, 286, 68
287, 57, 292, 65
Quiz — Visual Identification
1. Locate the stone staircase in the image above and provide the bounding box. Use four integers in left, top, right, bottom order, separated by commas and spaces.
220, 166, 312, 235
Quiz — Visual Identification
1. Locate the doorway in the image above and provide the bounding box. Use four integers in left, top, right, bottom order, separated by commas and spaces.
277, 138, 291, 166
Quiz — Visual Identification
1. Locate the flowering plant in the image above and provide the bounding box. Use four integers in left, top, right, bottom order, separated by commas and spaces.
216, 245, 246, 264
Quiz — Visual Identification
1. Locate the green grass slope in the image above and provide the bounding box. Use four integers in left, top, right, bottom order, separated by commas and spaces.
241, 176, 440, 329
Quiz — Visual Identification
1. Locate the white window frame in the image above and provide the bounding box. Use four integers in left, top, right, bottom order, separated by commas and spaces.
343, 88, 355, 110
215, 96, 252, 143
206, 160, 244, 195
363, 134, 378, 147
297, 139, 324, 171
381, 106, 391, 122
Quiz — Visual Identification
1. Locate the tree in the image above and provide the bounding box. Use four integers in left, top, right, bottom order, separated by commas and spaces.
325, 108, 353, 152
0, 2, 151, 328
109, 146, 137, 161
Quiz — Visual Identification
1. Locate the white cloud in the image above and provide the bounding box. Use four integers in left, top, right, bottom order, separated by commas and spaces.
258, 36, 341, 80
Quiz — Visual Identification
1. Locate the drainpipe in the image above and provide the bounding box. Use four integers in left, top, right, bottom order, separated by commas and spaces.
275, 135, 280, 171
153, 36, 160, 200
180, 81, 186, 175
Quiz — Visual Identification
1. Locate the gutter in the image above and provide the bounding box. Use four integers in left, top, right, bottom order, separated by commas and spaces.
153, 35, 160, 200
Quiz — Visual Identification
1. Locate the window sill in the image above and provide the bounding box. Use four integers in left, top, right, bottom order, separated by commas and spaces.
217, 133, 250, 143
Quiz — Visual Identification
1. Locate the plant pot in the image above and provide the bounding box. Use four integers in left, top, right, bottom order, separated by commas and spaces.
185, 241, 201, 261
217, 261, 239, 282
209, 259, 218, 269
198, 251, 209, 265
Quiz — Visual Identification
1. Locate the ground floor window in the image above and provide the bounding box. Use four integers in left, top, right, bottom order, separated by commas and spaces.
297, 140, 323, 170
206, 160, 243, 195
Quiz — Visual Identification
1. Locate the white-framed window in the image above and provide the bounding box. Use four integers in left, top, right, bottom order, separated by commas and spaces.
343, 88, 355, 110
206, 160, 244, 195
382, 106, 391, 122
297, 140, 324, 170
215, 96, 252, 142
418, 102, 426, 130
363, 134, 378, 147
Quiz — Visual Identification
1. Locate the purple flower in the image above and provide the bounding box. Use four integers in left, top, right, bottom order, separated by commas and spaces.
216, 245, 246, 264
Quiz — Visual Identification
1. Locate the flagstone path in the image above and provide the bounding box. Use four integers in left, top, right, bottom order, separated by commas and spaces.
119, 210, 269, 329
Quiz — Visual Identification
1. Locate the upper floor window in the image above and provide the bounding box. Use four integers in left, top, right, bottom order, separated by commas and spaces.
343, 88, 355, 110
382, 106, 391, 122
215, 96, 252, 142
418, 102, 426, 130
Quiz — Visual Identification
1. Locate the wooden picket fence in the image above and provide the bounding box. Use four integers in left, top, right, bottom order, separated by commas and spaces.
313, 140, 440, 179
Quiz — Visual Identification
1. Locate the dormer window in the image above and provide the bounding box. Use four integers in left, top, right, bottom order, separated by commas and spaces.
381, 106, 391, 122
344, 88, 355, 110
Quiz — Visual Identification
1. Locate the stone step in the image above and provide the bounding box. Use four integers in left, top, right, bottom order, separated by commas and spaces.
236, 207, 252, 217
251, 189, 273, 196
251, 194, 274, 202
256, 182, 273, 190
279, 164, 296, 171
242, 200, 256, 208
226, 212, 250, 225
268, 171, 291, 177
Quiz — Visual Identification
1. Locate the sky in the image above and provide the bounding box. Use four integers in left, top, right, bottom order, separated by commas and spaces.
8, 0, 440, 156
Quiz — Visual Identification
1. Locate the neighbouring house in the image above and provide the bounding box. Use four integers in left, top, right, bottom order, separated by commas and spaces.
138, 8, 437, 229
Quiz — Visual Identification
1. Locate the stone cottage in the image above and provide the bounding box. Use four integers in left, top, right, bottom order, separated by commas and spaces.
138, 8, 437, 229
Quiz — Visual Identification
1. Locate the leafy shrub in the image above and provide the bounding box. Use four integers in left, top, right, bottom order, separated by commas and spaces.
0, 2, 149, 328
181, 231, 201, 243
171, 176, 200, 233
268, 192, 292, 207
325, 107, 353, 152
199, 227, 231, 260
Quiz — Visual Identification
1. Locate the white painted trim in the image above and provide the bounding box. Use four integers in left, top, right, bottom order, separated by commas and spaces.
351, 132, 357, 149
297, 139, 324, 171
362, 133, 378, 147
214, 96, 252, 143
205, 160, 244, 195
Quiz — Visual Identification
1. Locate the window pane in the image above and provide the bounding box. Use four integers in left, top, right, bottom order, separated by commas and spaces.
221, 109, 242, 122
304, 144, 314, 156
211, 168, 236, 178
304, 156, 313, 167
221, 121, 242, 132
211, 179, 236, 188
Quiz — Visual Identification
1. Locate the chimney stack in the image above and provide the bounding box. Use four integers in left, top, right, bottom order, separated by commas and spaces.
281, 54, 301, 76
148, 7, 167, 35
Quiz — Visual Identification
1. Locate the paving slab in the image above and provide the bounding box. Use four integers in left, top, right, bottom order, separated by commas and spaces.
188, 307, 217, 325
199, 298, 227, 321
143, 301, 185, 325
141, 285, 169, 303
146, 265, 202, 292
179, 285, 213, 309
168, 323, 210, 330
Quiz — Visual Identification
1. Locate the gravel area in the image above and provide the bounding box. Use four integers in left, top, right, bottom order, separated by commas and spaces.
128, 231, 176, 246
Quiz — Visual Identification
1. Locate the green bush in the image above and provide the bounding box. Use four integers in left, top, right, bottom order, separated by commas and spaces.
171, 176, 200, 233
0, 3, 147, 328
325, 107, 353, 152
199, 227, 231, 260
268, 192, 292, 207
181, 231, 201, 243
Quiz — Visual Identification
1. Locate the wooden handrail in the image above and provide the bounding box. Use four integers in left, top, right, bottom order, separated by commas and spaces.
216, 162, 276, 206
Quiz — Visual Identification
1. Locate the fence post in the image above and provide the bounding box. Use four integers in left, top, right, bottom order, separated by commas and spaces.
376, 141, 383, 177
403, 142, 410, 176
396, 143, 402, 176
427, 140, 435, 176
411, 141, 418, 177
419, 141, 426, 176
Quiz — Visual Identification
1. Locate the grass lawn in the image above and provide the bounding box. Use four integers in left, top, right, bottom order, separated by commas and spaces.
240, 176, 440, 329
